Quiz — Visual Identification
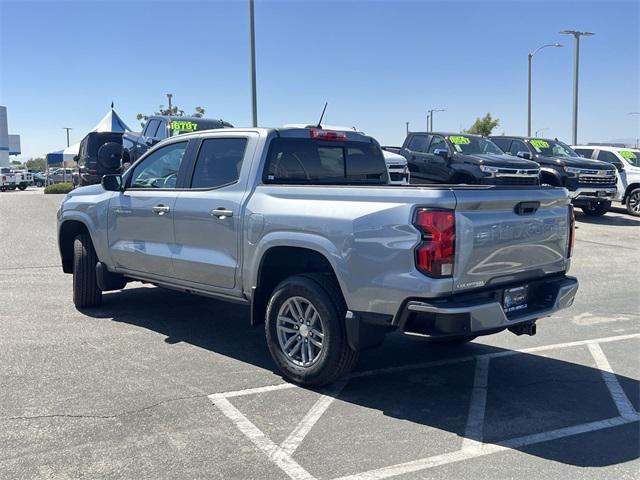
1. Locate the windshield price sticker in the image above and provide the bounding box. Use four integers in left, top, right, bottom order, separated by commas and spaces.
449, 136, 470, 145
530, 139, 549, 150
171, 120, 199, 132
620, 150, 637, 160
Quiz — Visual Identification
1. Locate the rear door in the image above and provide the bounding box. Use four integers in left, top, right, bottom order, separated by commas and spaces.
452, 187, 571, 292
171, 132, 257, 290
401, 135, 433, 180
108, 140, 192, 277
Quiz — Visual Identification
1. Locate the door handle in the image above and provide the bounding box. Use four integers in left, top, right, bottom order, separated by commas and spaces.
211, 208, 233, 219
152, 204, 170, 215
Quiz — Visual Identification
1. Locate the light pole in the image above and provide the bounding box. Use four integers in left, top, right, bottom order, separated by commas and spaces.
560, 30, 595, 144
527, 43, 563, 136
629, 112, 640, 148
535, 127, 548, 137
63, 127, 72, 183
249, 0, 258, 127
166, 93, 173, 114
427, 108, 445, 131
405, 122, 410, 135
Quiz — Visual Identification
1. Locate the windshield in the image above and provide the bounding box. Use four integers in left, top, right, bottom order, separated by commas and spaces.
528, 139, 579, 157
620, 150, 640, 167
447, 135, 504, 155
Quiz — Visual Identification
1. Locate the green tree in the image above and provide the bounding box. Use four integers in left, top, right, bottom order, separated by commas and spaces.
464, 113, 500, 136
136, 104, 206, 127
10, 160, 22, 167
25, 157, 47, 172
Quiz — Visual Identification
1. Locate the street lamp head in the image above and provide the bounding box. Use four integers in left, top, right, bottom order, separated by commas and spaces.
560, 30, 595, 37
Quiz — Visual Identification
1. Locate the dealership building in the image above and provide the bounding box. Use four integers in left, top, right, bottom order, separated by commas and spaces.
0, 106, 21, 167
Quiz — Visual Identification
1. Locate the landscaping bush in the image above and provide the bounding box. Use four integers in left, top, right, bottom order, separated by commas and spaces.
44, 183, 74, 194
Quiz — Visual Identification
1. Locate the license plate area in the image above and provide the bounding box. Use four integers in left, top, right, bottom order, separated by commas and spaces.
596, 190, 608, 197
503, 285, 529, 313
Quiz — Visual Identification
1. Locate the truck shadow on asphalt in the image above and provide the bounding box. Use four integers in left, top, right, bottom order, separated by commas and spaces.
85, 286, 639, 470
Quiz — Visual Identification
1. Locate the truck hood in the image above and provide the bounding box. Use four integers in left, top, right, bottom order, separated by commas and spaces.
67, 184, 105, 197
382, 150, 407, 166
457, 153, 539, 169
535, 155, 616, 171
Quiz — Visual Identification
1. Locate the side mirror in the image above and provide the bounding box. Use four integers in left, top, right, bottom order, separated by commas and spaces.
102, 174, 123, 192
434, 148, 449, 160
97, 142, 123, 172
73, 155, 79, 162
516, 151, 532, 160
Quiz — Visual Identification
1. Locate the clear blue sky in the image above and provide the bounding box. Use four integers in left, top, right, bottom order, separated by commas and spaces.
1, 0, 638, 159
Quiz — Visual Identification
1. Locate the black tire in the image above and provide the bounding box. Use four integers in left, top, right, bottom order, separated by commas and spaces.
9, 186, 16, 190
73, 233, 102, 308
18, 183, 27, 191
265, 273, 358, 386
626, 188, 640, 217
581, 200, 610, 217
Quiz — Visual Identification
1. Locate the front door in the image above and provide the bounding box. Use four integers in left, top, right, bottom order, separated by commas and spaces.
108, 140, 190, 277
172, 134, 255, 290
423, 134, 451, 182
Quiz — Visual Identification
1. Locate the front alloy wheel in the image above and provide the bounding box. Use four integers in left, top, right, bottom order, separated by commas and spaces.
626, 188, 640, 217
276, 296, 325, 367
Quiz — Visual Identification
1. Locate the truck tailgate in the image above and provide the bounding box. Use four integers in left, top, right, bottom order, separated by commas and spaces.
452, 187, 571, 292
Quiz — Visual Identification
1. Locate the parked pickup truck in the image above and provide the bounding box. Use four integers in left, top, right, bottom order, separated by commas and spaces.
0, 167, 17, 191
122, 115, 233, 165
57, 127, 578, 385
387, 132, 541, 186
572, 145, 640, 217
490, 136, 617, 216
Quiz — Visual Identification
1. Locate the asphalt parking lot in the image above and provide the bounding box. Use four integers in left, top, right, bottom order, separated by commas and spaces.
1, 188, 638, 479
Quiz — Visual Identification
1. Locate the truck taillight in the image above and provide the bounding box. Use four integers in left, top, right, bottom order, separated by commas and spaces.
414, 209, 455, 277
310, 129, 347, 141
568, 205, 575, 258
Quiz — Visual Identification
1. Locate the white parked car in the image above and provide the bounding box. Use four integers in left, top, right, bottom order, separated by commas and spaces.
572, 145, 640, 217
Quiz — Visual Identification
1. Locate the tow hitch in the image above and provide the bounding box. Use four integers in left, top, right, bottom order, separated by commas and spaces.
508, 322, 537, 336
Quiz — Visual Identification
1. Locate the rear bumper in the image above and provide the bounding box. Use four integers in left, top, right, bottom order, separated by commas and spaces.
396, 275, 578, 338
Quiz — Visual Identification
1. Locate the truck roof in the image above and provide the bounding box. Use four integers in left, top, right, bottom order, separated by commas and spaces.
162, 126, 377, 143
409, 132, 484, 138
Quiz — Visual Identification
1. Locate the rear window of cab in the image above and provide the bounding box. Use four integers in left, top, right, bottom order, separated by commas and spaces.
263, 138, 388, 185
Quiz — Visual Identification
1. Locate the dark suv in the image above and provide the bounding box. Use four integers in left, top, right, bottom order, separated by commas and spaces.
490, 136, 617, 216
75, 131, 125, 186
393, 132, 540, 185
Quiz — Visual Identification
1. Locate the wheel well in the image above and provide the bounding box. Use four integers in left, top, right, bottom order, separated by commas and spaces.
251, 246, 340, 325
59, 220, 90, 273
623, 183, 640, 203
540, 171, 562, 187
450, 172, 476, 184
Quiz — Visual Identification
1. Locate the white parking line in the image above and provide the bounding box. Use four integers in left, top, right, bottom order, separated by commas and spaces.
587, 342, 637, 419
461, 356, 490, 451
211, 396, 315, 480
209, 333, 640, 480
280, 380, 347, 456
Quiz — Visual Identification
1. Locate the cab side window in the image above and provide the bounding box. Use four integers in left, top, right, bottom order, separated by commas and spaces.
407, 135, 429, 153
509, 140, 529, 156
155, 121, 168, 140
491, 138, 511, 152
427, 136, 447, 154
129, 142, 188, 189
190, 138, 247, 189
597, 150, 623, 169
574, 148, 594, 158
143, 119, 160, 138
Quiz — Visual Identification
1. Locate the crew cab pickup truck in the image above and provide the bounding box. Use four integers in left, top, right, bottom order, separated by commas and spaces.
572, 145, 640, 217
57, 127, 578, 385
490, 136, 617, 216
388, 132, 540, 186
122, 115, 233, 164
0, 167, 17, 191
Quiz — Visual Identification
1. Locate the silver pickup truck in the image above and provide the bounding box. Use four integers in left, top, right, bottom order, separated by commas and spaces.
57, 127, 578, 385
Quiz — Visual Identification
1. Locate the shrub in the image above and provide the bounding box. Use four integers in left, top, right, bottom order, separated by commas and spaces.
44, 183, 74, 194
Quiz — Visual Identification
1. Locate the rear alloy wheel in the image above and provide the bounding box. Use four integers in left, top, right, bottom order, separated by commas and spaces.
18, 184, 27, 191
626, 188, 640, 217
265, 274, 358, 386
581, 200, 610, 217
72, 233, 102, 308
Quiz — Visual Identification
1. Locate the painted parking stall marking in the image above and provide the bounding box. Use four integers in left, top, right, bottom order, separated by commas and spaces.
210, 333, 640, 480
